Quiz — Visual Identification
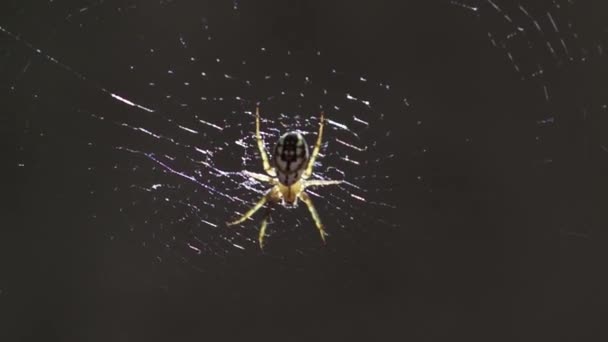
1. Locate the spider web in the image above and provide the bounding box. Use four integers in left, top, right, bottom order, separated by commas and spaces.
456, 0, 606, 153
9, 0, 606, 264
452, 0, 607, 237
8, 1, 404, 262
7, 2, 607, 340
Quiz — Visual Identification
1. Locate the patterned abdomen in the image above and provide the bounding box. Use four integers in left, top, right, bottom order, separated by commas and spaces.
273, 132, 309, 186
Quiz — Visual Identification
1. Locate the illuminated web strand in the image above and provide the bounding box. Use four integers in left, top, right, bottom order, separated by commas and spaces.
116, 147, 245, 204
92, 115, 236, 180
1, 25, 154, 113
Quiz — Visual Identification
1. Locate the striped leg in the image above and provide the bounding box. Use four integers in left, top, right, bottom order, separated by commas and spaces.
227, 191, 269, 226
303, 179, 342, 188
302, 112, 324, 179
299, 191, 327, 244
258, 207, 272, 250
255, 107, 276, 177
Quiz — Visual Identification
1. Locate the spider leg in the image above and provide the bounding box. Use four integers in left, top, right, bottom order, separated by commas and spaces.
258, 206, 272, 250
226, 190, 270, 226
255, 107, 277, 177
303, 179, 342, 188
243, 170, 276, 184
298, 191, 327, 244
302, 111, 325, 180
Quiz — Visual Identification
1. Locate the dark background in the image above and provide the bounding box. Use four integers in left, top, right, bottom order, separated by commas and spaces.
5, 0, 608, 341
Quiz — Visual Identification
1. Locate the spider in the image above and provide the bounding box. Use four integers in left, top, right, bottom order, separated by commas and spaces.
227, 107, 342, 249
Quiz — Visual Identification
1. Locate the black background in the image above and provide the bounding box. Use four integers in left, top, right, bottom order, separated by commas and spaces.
6, 0, 608, 341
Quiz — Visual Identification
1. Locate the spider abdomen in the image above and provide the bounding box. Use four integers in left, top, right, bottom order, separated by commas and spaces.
273, 132, 309, 185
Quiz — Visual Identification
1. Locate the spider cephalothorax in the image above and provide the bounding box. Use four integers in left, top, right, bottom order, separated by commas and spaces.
226, 107, 342, 249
